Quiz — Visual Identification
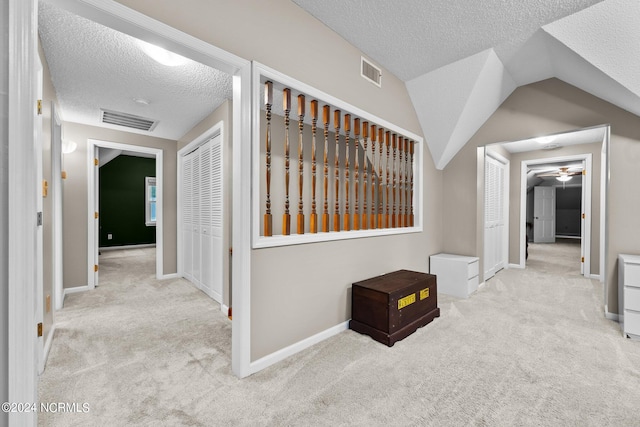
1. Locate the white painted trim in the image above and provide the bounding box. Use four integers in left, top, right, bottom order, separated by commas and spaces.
251, 62, 424, 249
41, 325, 56, 374
222, 303, 230, 316
232, 65, 253, 379
605, 308, 619, 322
87, 139, 164, 285
52, 103, 64, 311
249, 321, 349, 374
508, 263, 525, 269
63, 285, 90, 296
589, 274, 602, 281
99, 243, 156, 251
7, 0, 39, 423
477, 281, 486, 289
44, 0, 253, 380
159, 273, 180, 280
520, 152, 594, 275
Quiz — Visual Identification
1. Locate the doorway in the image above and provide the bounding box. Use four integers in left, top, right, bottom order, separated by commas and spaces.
87, 139, 163, 288
521, 154, 592, 277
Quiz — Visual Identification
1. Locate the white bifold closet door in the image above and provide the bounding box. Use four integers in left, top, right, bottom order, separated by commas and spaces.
181, 134, 223, 303
484, 155, 506, 281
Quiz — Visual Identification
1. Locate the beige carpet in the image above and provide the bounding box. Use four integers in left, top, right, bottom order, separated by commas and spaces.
39, 242, 640, 426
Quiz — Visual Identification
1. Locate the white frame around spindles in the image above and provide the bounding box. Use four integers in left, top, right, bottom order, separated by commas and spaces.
252, 62, 424, 249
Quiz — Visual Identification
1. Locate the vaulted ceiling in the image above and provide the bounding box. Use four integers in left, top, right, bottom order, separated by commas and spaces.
293, 0, 640, 169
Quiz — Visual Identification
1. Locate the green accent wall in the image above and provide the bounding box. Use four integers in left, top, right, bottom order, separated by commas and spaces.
99, 155, 156, 247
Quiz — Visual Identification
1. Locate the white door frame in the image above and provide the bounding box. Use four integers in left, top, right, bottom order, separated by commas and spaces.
87, 139, 163, 286
7, 0, 39, 423
520, 153, 592, 277
52, 104, 64, 310
42, 0, 253, 378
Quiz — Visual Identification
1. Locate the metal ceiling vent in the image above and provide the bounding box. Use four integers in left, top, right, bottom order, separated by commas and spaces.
101, 109, 158, 132
361, 56, 382, 87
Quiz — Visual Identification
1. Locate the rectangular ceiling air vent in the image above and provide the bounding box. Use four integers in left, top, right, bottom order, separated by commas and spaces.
361, 56, 382, 87
101, 109, 158, 132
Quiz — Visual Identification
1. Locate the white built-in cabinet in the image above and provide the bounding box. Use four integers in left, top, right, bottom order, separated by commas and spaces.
619, 254, 640, 340
181, 134, 223, 303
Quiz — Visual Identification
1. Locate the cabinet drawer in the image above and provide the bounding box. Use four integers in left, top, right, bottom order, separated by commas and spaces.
625, 287, 640, 312
625, 263, 640, 288
624, 310, 640, 336
467, 275, 479, 295
468, 261, 479, 279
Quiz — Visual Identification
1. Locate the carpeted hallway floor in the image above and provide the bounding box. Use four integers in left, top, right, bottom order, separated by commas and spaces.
39, 242, 640, 426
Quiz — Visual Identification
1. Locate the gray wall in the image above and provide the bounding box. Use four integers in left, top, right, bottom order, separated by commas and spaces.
177, 100, 233, 308
0, 0, 9, 418
62, 123, 178, 287
443, 78, 640, 314
115, 0, 443, 361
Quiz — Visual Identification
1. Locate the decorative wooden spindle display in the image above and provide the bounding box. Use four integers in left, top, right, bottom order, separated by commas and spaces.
353, 118, 360, 230
404, 138, 410, 227
369, 124, 377, 230
378, 128, 385, 229
310, 100, 318, 233
410, 140, 415, 227
322, 105, 330, 232
333, 109, 341, 232
385, 131, 391, 228
392, 134, 397, 228
343, 114, 351, 231
282, 88, 292, 235
297, 94, 305, 234
361, 121, 368, 230
398, 137, 404, 228
264, 81, 273, 237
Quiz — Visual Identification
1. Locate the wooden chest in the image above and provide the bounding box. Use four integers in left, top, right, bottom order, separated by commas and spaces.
350, 270, 439, 346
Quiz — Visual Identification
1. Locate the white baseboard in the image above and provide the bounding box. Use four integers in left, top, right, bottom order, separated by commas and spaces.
605, 308, 620, 322
63, 285, 90, 299
41, 325, 56, 374
222, 304, 230, 316
249, 321, 349, 374
509, 263, 524, 269
99, 243, 156, 251
478, 281, 486, 289
588, 274, 602, 281
159, 273, 180, 280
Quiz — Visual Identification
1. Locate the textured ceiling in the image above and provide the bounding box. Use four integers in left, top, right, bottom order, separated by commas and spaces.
293, 0, 604, 81
293, 0, 638, 170
38, 2, 232, 141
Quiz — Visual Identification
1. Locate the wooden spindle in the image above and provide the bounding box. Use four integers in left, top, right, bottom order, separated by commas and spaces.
361, 121, 368, 230
333, 109, 341, 232
343, 114, 351, 231
310, 100, 318, 233
322, 105, 330, 232
297, 94, 305, 234
404, 138, 410, 227
379, 128, 385, 229
264, 81, 273, 237
392, 134, 397, 228
410, 141, 415, 227
282, 88, 291, 235
398, 136, 403, 228
369, 124, 377, 230
385, 131, 391, 228
353, 118, 360, 230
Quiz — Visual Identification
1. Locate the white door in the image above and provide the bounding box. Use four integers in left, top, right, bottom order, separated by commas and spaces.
208, 136, 223, 302
534, 186, 555, 243
192, 146, 201, 286
484, 155, 506, 280
36, 57, 44, 372
182, 152, 194, 281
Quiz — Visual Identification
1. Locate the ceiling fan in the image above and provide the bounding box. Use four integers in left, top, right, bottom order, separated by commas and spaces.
537, 166, 582, 182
